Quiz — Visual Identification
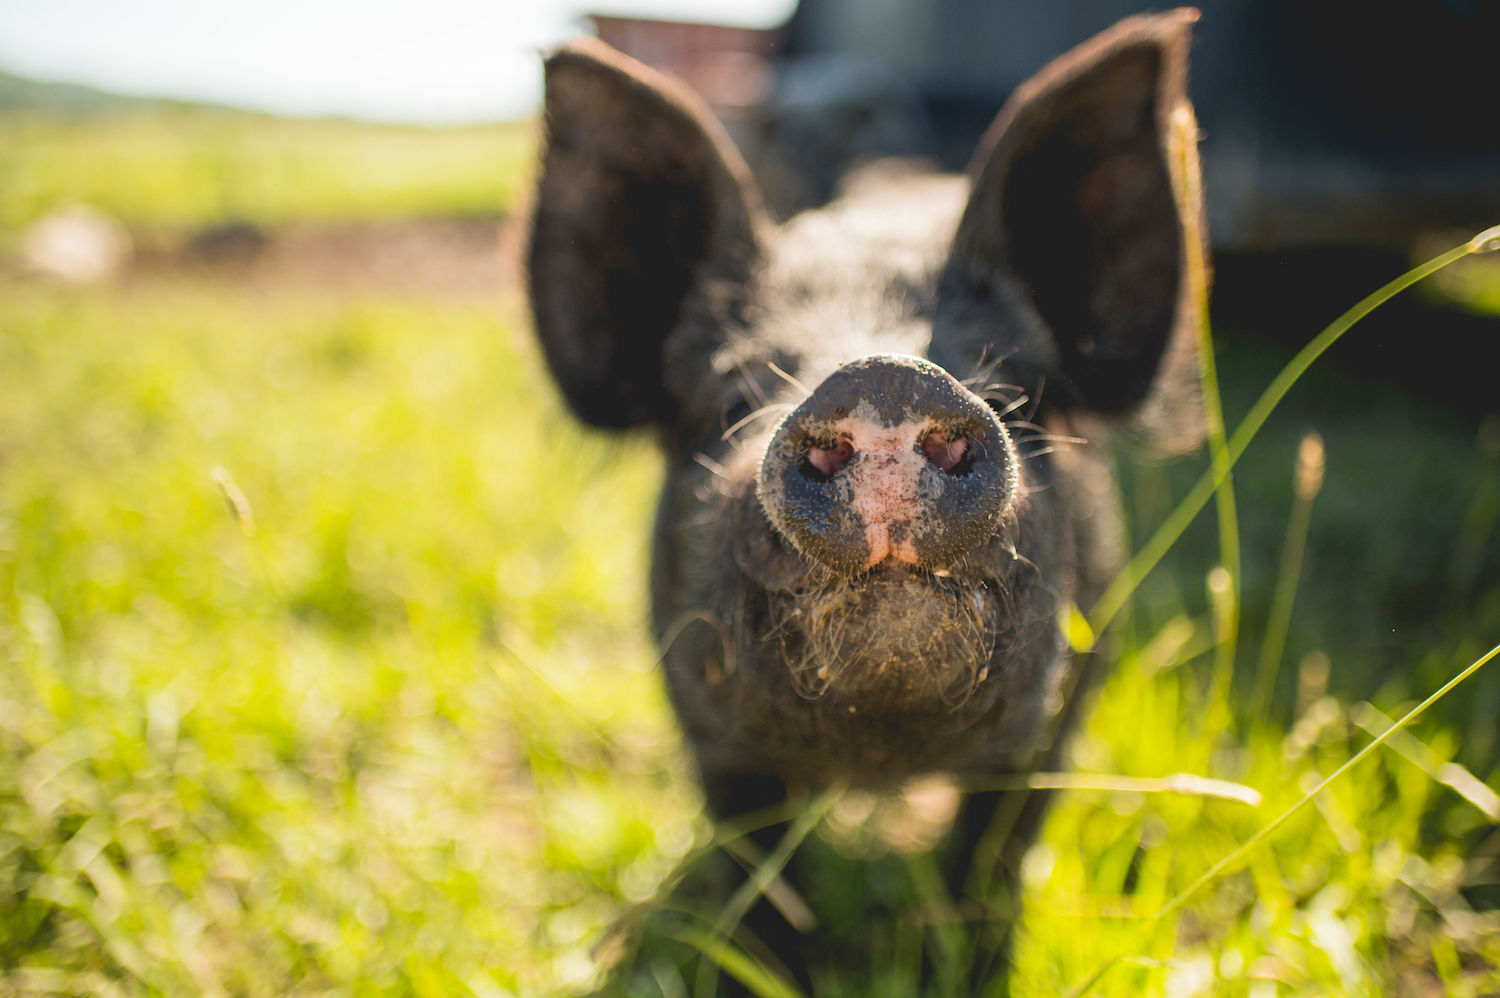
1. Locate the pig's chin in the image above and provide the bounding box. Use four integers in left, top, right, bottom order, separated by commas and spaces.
765, 562, 1002, 713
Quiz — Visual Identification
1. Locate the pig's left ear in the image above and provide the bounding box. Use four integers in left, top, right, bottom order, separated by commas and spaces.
945, 8, 1205, 451
528, 39, 766, 429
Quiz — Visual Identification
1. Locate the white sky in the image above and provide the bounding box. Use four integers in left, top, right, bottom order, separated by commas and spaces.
0, 0, 796, 123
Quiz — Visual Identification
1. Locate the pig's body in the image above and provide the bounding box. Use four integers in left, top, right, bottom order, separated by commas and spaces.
527, 8, 1206, 985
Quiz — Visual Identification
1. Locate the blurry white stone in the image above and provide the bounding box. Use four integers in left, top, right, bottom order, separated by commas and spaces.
21, 205, 132, 283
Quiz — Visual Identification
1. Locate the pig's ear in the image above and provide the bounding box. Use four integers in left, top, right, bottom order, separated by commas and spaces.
528, 38, 765, 429
946, 9, 1204, 450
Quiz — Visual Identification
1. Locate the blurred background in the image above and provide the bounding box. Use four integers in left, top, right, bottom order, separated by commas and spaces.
1, 1, 1497, 995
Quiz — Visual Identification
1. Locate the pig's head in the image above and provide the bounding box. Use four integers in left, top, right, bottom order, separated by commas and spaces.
528, 11, 1206, 802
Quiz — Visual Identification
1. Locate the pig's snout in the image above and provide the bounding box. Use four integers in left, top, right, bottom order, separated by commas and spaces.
757, 355, 1018, 575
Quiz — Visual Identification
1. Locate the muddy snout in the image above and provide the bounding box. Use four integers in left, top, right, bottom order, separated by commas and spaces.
757, 354, 1018, 575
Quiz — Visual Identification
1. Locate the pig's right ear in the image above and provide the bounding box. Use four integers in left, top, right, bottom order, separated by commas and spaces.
945, 9, 1204, 451
528, 39, 765, 429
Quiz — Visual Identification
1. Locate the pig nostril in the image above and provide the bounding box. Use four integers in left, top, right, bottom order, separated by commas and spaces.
922, 432, 969, 474
804, 438, 854, 480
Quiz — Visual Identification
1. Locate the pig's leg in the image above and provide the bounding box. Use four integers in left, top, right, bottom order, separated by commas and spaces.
945, 786, 1055, 990
700, 770, 815, 991
946, 647, 1104, 987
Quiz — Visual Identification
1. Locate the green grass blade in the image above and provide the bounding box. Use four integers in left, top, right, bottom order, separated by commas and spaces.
1088, 228, 1497, 639
1250, 432, 1324, 717
669, 927, 809, 998
712, 787, 842, 940
1171, 105, 1242, 690
692, 786, 842, 998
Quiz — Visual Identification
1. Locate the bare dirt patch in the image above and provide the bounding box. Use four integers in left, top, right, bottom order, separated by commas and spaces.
131, 215, 523, 300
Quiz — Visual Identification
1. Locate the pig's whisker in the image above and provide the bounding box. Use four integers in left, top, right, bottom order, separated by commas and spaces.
693, 452, 730, 480
658, 608, 737, 681
766, 360, 811, 398
961, 350, 1017, 391
989, 394, 1031, 419
989, 539, 1039, 577
1024, 376, 1047, 421
722, 402, 794, 442
733, 359, 771, 408
1012, 431, 1086, 446
960, 363, 1002, 392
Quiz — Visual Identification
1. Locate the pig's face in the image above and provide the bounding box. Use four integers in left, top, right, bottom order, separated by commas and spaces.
528, 11, 1206, 808
645, 184, 1083, 787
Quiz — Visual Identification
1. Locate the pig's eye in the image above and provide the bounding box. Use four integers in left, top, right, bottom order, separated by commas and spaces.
921, 431, 976, 476
803, 438, 854, 480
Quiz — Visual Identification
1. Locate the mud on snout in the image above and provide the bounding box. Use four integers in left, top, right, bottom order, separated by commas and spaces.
752, 559, 1002, 712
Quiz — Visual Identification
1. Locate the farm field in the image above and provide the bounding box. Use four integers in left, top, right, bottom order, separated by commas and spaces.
1, 96, 1498, 996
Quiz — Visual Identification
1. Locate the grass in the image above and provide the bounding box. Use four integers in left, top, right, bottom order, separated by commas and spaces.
0, 106, 533, 241
1, 104, 1498, 996
0, 279, 693, 995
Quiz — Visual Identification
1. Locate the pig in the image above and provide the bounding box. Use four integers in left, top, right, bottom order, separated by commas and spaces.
527, 7, 1207, 987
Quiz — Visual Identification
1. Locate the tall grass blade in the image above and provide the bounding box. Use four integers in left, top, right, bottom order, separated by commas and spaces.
1088, 230, 1496, 639
906, 854, 967, 995
1250, 432, 1325, 717
1020, 771, 1261, 805
1169, 106, 1242, 691
211, 464, 285, 599
669, 927, 808, 998
712, 788, 842, 939
1062, 954, 1124, 998
1350, 701, 1500, 820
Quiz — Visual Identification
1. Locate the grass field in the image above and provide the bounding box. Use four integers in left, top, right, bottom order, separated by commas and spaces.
0, 105, 533, 244
1, 101, 1498, 996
